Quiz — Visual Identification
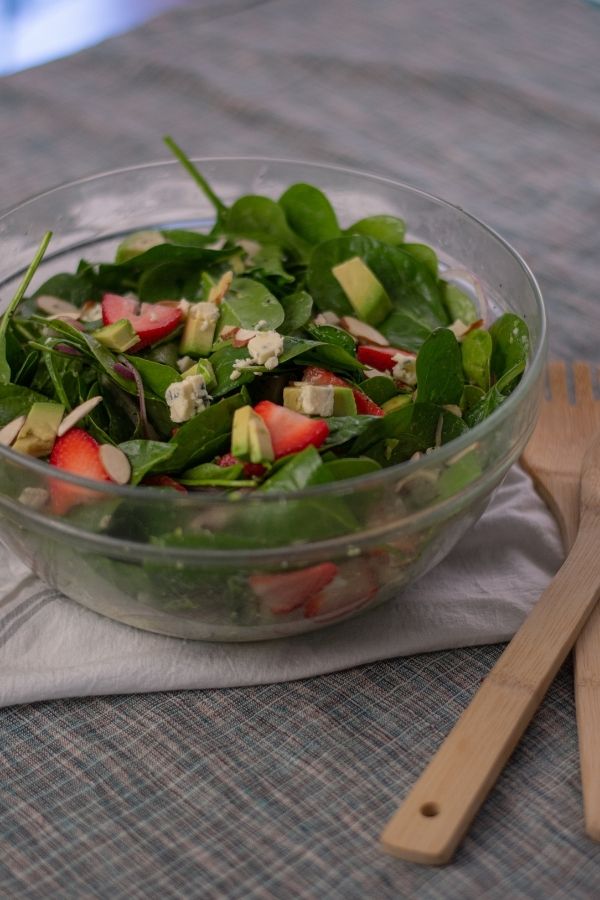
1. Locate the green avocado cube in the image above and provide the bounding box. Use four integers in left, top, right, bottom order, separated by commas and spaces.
93, 319, 139, 352
13, 402, 64, 458
331, 256, 392, 326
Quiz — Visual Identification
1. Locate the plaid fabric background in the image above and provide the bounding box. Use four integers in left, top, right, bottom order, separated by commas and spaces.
1, 0, 600, 895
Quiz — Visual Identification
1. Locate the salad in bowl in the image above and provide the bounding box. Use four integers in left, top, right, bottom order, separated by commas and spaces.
0, 144, 545, 639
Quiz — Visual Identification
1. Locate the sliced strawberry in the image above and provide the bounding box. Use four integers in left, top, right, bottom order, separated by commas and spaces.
353, 391, 384, 416
49, 428, 111, 514
142, 474, 188, 493
250, 562, 338, 615
301, 366, 384, 417
101, 293, 182, 349
304, 558, 379, 620
217, 453, 266, 478
301, 366, 347, 388
253, 400, 329, 458
356, 345, 416, 371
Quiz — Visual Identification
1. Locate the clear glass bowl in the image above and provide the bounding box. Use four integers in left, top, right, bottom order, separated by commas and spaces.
0, 159, 546, 640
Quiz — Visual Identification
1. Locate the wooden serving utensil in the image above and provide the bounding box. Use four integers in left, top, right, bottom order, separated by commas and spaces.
380, 375, 600, 865
521, 362, 600, 840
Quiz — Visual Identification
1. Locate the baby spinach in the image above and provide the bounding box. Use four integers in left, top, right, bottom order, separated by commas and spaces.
0, 232, 52, 384
461, 328, 492, 391
489, 313, 530, 380
305, 323, 356, 356
311, 456, 381, 484
219, 277, 285, 331
279, 291, 313, 333
260, 445, 323, 492
442, 283, 479, 325
125, 356, 180, 399
0, 383, 49, 426
279, 183, 341, 245
403, 243, 438, 276
225, 196, 308, 260
346, 214, 406, 245
119, 440, 178, 484
416, 328, 464, 406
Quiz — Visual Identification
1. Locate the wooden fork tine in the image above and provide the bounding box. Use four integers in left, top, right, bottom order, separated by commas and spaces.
548, 360, 569, 403
573, 362, 596, 405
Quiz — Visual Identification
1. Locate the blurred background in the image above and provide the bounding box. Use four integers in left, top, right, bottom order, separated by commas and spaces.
0, 0, 190, 74
1, 0, 599, 360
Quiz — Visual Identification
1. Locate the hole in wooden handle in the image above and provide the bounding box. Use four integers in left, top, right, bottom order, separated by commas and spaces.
420, 802, 440, 818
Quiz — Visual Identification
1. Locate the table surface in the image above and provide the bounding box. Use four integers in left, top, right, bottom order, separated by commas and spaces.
1, 0, 600, 896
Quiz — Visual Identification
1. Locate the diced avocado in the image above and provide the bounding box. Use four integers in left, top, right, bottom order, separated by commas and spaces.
248, 417, 274, 464
182, 358, 216, 391
231, 406, 274, 463
382, 393, 413, 415
179, 302, 219, 357
332, 386, 357, 416
93, 319, 139, 352
331, 256, 392, 326
115, 230, 166, 264
13, 402, 64, 458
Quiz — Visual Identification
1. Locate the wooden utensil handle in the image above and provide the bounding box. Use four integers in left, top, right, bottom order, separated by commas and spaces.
575, 604, 600, 840
381, 521, 600, 865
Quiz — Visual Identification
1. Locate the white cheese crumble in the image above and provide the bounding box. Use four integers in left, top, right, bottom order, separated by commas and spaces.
188, 301, 220, 331
392, 351, 417, 386
247, 331, 284, 370
298, 384, 334, 417
177, 355, 196, 373
165, 375, 211, 423
177, 298, 192, 318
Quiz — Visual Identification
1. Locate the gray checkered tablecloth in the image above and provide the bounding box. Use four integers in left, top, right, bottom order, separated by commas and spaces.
1, 0, 600, 896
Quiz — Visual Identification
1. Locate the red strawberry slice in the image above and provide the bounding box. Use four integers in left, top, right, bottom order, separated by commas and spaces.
250, 562, 338, 615
49, 428, 111, 514
304, 558, 379, 620
301, 365, 347, 388
356, 345, 417, 371
101, 293, 182, 349
253, 400, 329, 458
142, 474, 188, 493
353, 390, 385, 416
217, 453, 266, 478
301, 366, 384, 417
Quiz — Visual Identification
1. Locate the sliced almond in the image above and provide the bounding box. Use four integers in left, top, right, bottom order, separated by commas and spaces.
36, 295, 80, 318
232, 328, 257, 348
99, 444, 131, 485
314, 310, 340, 326
0, 415, 27, 447
57, 396, 103, 437
448, 319, 471, 341
339, 316, 389, 346
79, 300, 103, 322
208, 270, 233, 305
219, 325, 239, 341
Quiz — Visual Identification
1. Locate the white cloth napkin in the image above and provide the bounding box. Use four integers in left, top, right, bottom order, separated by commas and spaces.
0, 465, 563, 708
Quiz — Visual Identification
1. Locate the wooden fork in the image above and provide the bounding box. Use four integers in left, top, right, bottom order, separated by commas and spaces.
380, 361, 600, 864
521, 361, 600, 839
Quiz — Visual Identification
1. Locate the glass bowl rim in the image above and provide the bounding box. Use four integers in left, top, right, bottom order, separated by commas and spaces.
0, 156, 547, 507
